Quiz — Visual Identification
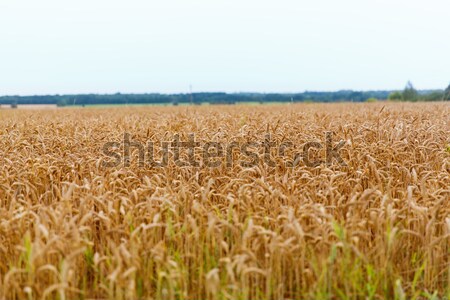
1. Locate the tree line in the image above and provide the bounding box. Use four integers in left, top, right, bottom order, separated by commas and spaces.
388, 81, 450, 102
1, 84, 448, 106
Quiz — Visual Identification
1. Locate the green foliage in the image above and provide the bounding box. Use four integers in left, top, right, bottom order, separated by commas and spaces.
56, 99, 68, 107
402, 81, 418, 101
0, 91, 393, 105
444, 84, 450, 100
10, 97, 18, 108
366, 97, 378, 102
422, 91, 445, 101
388, 91, 402, 101
0, 83, 448, 105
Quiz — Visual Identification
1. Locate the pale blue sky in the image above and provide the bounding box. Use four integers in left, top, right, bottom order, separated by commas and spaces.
1, 0, 449, 95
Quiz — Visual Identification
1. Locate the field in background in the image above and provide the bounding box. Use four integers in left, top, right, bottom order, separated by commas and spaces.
0, 103, 449, 299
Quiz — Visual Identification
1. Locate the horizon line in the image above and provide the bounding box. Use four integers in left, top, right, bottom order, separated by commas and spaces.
0, 88, 445, 98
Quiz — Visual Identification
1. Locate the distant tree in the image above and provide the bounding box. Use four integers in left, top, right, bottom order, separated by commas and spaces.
11, 98, 18, 109
388, 91, 402, 101
402, 81, 419, 101
444, 83, 450, 101
56, 99, 68, 107
171, 97, 179, 106
422, 91, 444, 101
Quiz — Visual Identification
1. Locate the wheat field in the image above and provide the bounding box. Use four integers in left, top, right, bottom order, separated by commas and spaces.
0, 102, 449, 300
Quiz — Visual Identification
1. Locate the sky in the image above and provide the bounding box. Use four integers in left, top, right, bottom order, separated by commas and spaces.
1, 0, 449, 95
